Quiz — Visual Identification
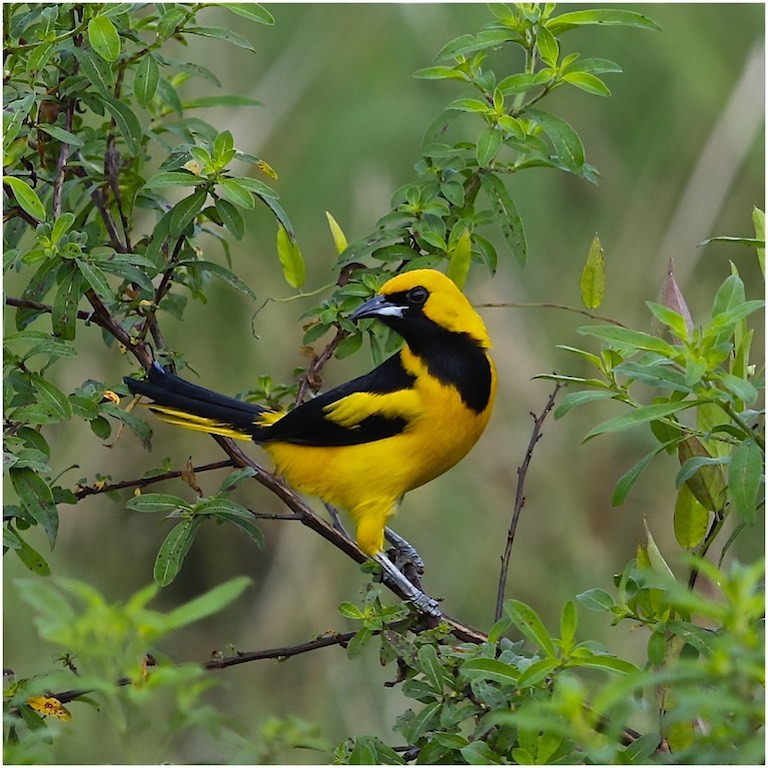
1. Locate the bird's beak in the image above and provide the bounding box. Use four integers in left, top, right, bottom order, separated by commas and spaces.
350, 294, 405, 322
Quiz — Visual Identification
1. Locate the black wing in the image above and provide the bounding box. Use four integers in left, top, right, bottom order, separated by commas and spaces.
258, 353, 416, 446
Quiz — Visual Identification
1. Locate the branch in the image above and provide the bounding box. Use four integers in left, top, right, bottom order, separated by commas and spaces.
210, 435, 487, 644
477, 301, 627, 328
495, 383, 564, 622
73, 459, 235, 500
295, 325, 349, 404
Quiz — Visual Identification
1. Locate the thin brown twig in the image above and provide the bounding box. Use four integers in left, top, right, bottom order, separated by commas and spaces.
477, 301, 627, 328
73, 460, 235, 500
52, 103, 74, 218
294, 325, 349, 405
494, 383, 564, 623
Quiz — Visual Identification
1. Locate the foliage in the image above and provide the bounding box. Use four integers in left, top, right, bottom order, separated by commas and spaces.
3, 2, 763, 765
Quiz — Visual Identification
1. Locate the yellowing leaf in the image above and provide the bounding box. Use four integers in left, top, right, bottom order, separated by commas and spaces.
276, 223, 305, 288
446, 228, 472, 288
580, 233, 605, 309
673, 483, 709, 549
28, 695, 72, 721
325, 211, 348, 254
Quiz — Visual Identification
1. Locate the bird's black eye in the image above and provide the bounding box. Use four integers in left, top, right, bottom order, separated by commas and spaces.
406, 286, 428, 306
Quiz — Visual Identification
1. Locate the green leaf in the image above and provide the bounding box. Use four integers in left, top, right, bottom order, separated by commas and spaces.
31, 375, 72, 422
673, 483, 709, 548
568, 652, 638, 675
413, 66, 468, 81
536, 25, 559, 66
232, 175, 279, 199
417, 645, 445, 695
51, 262, 83, 341
218, 178, 255, 209
504, 599, 556, 657
134, 54, 160, 107
126, 493, 192, 513
563, 71, 611, 96
144, 171, 206, 189
517, 657, 561, 687
612, 442, 674, 506
586, 401, 694, 440
7, 526, 51, 576
10, 467, 58, 548
447, 98, 490, 113
577, 587, 615, 612
461, 657, 520, 684
580, 234, 606, 309
476, 125, 503, 167
525, 108, 585, 174
711, 274, 745, 319
223, 3, 275, 24
36, 125, 83, 147
547, 9, 661, 34
224, 3, 274, 24
497, 71, 553, 95
77, 260, 113, 301
100, 95, 143, 156
72, 48, 114, 96
176, 259, 256, 299
186, 26, 257, 53
276, 223, 305, 288
729, 438, 762, 524
346, 626, 373, 659
3, 176, 46, 221
88, 15, 121, 62
404, 700, 441, 744
163, 575, 251, 629
435, 29, 518, 61
102, 402, 152, 449
461, 741, 503, 765
571, 57, 623, 75
576, 325, 677, 356
555, 390, 615, 420
182, 94, 262, 109
479, 173, 526, 265
446, 228, 472, 288
169, 188, 208, 236
215, 198, 245, 240
338, 601, 364, 619
643, 521, 676, 584
153, 518, 203, 586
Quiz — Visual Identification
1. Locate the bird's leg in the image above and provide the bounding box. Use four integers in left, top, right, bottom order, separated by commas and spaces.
384, 527, 425, 592
373, 551, 441, 618
324, 503, 351, 538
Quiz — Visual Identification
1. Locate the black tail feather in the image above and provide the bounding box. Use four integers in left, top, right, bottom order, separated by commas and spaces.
124, 362, 268, 439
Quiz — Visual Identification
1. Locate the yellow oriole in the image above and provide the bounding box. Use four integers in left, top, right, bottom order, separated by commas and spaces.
125, 269, 496, 558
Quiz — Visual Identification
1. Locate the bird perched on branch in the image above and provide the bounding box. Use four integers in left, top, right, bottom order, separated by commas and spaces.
125, 269, 496, 597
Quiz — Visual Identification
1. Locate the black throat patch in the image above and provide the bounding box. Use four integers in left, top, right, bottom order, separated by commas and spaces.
401, 323, 492, 414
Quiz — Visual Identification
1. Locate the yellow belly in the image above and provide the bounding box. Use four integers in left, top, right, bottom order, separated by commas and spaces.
264, 359, 496, 555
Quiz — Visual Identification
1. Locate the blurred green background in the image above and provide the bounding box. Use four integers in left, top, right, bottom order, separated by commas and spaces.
4, 4, 765, 762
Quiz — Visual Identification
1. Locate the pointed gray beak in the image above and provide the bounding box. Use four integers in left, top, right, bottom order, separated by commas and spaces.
350, 294, 405, 322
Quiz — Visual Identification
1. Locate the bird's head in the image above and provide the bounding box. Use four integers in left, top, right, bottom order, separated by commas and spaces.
350, 269, 491, 349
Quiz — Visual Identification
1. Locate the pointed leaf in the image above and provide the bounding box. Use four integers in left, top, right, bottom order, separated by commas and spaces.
88, 15, 121, 62
728, 438, 762, 524
446, 228, 472, 288
504, 599, 556, 657
276, 223, 305, 288
163, 576, 251, 629
134, 54, 160, 107
153, 518, 202, 586
3, 176, 46, 221
673, 483, 709, 548
580, 233, 605, 309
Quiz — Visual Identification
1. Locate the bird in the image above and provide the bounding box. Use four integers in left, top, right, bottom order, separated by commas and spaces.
124, 268, 496, 602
